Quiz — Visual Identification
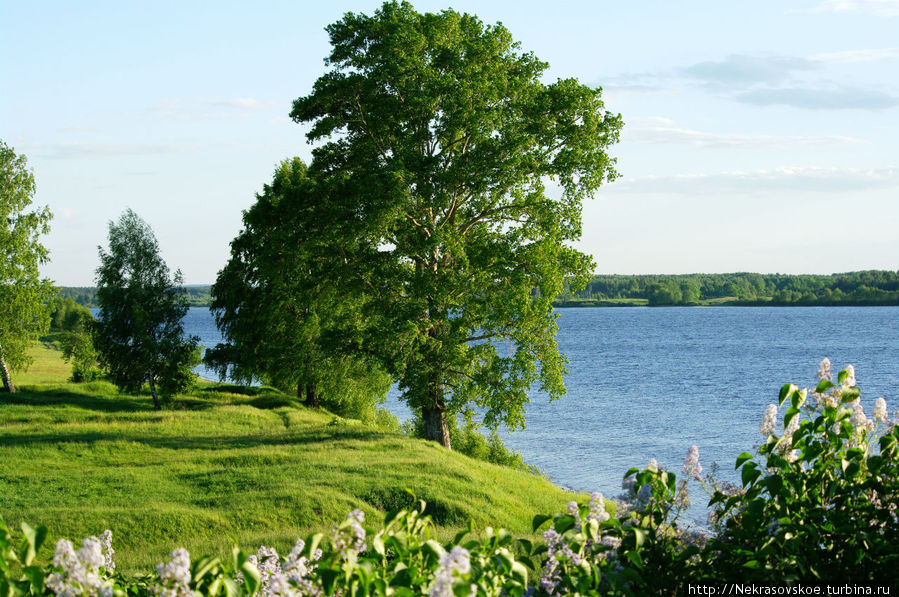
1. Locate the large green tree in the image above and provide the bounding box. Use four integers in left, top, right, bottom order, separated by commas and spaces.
291, 2, 622, 447
0, 140, 53, 393
206, 159, 390, 417
94, 209, 200, 409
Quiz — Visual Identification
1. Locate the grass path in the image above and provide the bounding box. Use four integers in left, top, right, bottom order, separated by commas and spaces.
1, 342, 575, 573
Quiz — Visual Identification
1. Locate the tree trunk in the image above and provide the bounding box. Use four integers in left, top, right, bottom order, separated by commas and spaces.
423, 395, 451, 449
148, 377, 162, 410
305, 382, 319, 409
0, 350, 15, 393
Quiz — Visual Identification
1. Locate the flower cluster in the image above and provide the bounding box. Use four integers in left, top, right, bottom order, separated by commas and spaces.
45, 533, 115, 597
154, 548, 194, 597
429, 546, 473, 597
244, 540, 323, 597
333, 509, 366, 558
682, 445, 702, 481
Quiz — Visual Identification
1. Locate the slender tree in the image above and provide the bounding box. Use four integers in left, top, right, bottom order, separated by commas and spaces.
94, 209, 199, 409
291, 2, 622, 447
207, 159, 390, 416
0, 140, 54, 393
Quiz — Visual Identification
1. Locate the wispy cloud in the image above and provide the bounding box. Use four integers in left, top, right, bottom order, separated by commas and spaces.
681, 54, 815, 88
207, 97, 268, 109
608, 166, 897, 194
150, 97, 274, 120
811, 0, 899, 16
627, 125, 864, 148
811, 48, 899, 63
737, 87, 899, 110
30, 142, 196, 159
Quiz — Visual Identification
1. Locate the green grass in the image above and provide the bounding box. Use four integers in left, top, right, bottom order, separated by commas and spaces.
1, 342, 577, 574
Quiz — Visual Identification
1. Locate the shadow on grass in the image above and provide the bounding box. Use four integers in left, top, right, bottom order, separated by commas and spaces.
0, 426, 388, 450
4, 388, 153, 412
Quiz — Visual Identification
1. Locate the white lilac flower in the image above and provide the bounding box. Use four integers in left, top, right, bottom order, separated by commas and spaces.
99, 531, 115, 572
760, 404, 778, 436
154, 548, 193, 597
566, 501, 578, 516
850, 400, 868, 429
600, 535, 621, 550
586, 492, 610, 524
874, 397, 888, 424
647, 458, 659, 471
817, 358, 832, 382
843, 364, 857, 388
429, 546, 471, 597
682, 445, 702, 481
46, 535, 115, 597
786, 449, 800, 463
333, 509, 367, 557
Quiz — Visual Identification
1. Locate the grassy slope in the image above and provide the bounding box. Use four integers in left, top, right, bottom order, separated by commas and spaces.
1, 343, 575, 573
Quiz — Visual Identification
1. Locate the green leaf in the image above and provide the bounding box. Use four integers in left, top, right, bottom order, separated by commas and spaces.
531, 514, 552, 532
553, 515, 576, 535
742, 463, 761, 487
625, 550, 644, 570
372, 534, 385, 557
735, 452, 754, 469
632, 528, 646, 548
815, 380, 834, 393
779, 384, 797, 406
511, 561, 529, 585
784, 407, 800, 428
240, 559, 261, 596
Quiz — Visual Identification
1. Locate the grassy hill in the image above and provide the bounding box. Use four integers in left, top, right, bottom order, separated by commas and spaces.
0, 343, 576, 574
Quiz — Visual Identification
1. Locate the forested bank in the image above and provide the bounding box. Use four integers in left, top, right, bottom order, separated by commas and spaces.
557, 270, 899, 306
58, 270, 899, 309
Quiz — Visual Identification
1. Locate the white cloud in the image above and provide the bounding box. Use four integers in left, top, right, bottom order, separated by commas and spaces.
681, 54, 816, 88
737, 87, 899, 110
207, 97, 268, 109
607, 166, 897, 194
811, 48, 899, 63
150, 97, 274, 120
811, 0, 899, 16
627, 125, 863, 148
28, 142, 196, 159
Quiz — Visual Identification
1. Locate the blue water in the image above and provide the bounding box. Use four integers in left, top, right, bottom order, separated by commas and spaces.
180, 306, 899, 521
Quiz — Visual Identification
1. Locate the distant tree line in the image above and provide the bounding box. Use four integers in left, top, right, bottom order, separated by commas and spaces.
556, 271, 899, 306
57, 285, 211, 308
58, 270, 899, 310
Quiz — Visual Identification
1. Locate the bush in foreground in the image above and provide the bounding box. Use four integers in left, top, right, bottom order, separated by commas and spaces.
2, 361, 897, 595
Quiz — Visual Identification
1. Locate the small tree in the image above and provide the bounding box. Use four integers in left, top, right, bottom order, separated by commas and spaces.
94, 209, 199, 409
0, 140, 54, 393
207, 159, 390, 417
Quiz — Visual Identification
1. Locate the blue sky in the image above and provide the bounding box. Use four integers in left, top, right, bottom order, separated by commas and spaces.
2, 0, 897, 285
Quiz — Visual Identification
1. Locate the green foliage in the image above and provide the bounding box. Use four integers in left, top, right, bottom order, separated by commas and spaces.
48, 296, 93, 332
94, 209, 200, 408
703, 374, 899, 582
58, 312, 103, 382
0, 140, 54, 392
565, 271, 899, 306
290, 1, 622, 446
207, 158, 390, 418
402, 412, 538, 474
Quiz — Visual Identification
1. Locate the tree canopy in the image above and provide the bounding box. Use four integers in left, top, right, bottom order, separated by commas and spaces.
206, 159, 390, 418
94, 209, 200, 409
0, 140, 53, 393
290, 1, 622, 447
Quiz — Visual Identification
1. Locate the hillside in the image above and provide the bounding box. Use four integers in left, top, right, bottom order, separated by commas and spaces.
0, 343, 575, 574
